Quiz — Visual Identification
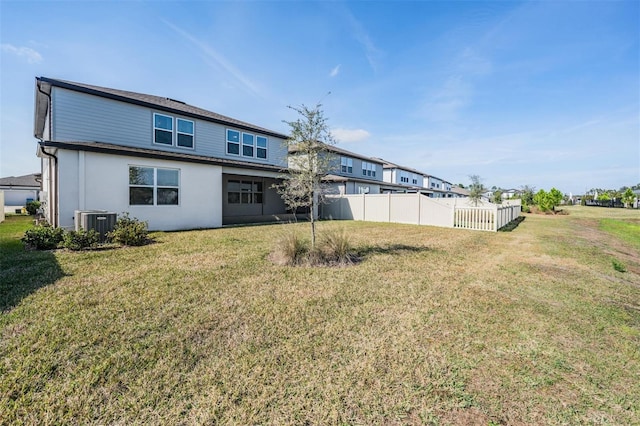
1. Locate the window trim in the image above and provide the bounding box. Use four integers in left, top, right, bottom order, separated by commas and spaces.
242, 132, 255, 157
226, 128, 269, 159
362, 161, 377, 178
176, 118, 195, 150
153, 113, 195, 150
226, 129, 241, 156
341, 157, 353, 174
256, 136, 268, 159
153, 113, 174, 146
129, 165, 180, 206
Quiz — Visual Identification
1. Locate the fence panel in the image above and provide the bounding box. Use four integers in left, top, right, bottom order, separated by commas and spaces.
323, 194, 520, 232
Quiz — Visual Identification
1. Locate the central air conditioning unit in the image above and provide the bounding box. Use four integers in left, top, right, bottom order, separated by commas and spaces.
74, 210, 117, 243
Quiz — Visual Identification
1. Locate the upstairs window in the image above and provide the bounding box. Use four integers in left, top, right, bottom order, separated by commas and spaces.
412, 174, 418, 185
129, 166, 179, 206
154, 113, 194, 149
362, 161, 376, 177
154, 114, 173, 145
257, 136, 268, 159
227, 129, 268, 159
227, 129, 240, 155
242, 133, 255, 157
341, 157, 353, 174
177, 119, 194, 148
400, 171, 409, 183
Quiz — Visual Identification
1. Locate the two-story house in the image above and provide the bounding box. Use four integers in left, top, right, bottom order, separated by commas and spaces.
34, 77, 292, 230
374, 158, 427, 193
288, 144, 394, 195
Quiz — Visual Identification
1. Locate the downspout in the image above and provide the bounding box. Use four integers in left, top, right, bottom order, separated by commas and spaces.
36, 82, 59, 226
39, 146, 58, 227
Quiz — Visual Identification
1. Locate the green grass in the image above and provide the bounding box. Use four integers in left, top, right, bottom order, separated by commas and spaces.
600, 217, 640, 251
1, 208, 639, 424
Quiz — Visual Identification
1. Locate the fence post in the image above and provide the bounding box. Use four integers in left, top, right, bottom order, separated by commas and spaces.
451, 198, 456, 228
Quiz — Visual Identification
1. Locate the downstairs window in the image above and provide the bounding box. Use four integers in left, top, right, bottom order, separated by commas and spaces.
129, 166, 179, 206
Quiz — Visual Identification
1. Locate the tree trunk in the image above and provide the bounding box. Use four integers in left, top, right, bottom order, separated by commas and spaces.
310, 189, 317, 249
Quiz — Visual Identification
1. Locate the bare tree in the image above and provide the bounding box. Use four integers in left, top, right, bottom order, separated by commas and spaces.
275, 103, 336, 248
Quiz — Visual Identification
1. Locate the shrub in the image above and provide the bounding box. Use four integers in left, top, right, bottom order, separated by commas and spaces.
271, 230, 309, 266
320, 229, 354, 264
25, 200, 41, 215
107, 213, 149, 246
21, 225, 65, 250
270, 228, 356, 266
62, 228, 99, 251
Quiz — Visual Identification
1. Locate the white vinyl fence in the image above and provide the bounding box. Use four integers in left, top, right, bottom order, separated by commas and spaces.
0, 191, 4, 223
321, 193, 521, 232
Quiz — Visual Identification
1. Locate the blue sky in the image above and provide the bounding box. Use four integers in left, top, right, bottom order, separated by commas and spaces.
1, 0, 638, 194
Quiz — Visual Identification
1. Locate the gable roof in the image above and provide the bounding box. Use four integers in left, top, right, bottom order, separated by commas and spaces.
0, 173, 41, 188
35, 77, 288, 140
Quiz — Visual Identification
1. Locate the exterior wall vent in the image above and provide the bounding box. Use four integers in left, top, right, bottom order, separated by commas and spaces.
74, 210, 117, 242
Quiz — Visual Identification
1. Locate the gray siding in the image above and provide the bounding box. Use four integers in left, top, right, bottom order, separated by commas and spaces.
52, 87, 288, 168
330, 153, 383, 182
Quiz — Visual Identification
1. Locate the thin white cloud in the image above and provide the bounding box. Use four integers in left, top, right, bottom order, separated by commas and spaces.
331, 4, 382, 72
332, 128, 371, 143
1, 44, 42, 63
329, 64, 341, 77
161, 20, 262, 97
420, 76, 472, 122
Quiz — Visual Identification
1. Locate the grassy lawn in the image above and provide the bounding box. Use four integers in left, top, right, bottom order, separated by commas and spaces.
1, 207, 639, 424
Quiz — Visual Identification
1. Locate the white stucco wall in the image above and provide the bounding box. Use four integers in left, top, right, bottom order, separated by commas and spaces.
0, 188, 39, 206
57, 150, 222, 230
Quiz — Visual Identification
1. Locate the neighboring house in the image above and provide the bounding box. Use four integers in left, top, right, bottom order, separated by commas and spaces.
425, 175, 454, 198
34, 77, 291, 230
289, 144, 395, 195
374, 158, 426, 193
372, 158, 456, 198
501, 189, 522, 200
0, 173, 41, 208
450, 186, 471, 198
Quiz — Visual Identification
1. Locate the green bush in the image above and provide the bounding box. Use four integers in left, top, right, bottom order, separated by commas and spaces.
21, 225, 65, 250
108, 213, 149, 246
25, 200, 41, 215
62, 228, 99, 251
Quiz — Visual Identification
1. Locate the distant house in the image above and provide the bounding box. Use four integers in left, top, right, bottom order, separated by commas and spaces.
0, 173, 41, 208
288, 144, 402, 195
371, 158, 456, 198
375, 158, 425, 193
450, 186, 470, 198
34, 77, 292, 230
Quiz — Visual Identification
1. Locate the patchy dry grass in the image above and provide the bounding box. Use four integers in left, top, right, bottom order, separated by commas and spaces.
1, 208, 639, 424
